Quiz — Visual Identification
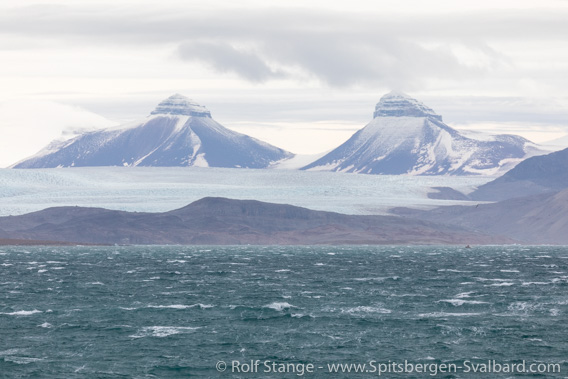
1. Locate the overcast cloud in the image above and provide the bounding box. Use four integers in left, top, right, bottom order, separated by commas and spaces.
2, 5, 567, 88
1, 1, 568, 166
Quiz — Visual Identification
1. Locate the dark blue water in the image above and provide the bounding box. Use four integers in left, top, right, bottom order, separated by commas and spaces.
1, 246, 567, 378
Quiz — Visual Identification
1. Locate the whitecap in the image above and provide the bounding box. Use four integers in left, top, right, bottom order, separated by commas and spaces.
507, 301, 541, 314
343, 306, 392, 314
353, 277, 387, 282
2, 310, 42, 316
418, 312, 482, 318
486, 282, 514, 287
148, 304, 213, 310
455, 292, 475, 298
3, 356, 44, 364
275, 269, 291, 272
291, 313, 313, 319
264, 302, 295, 311
438, 269, 471, 273
40, 322, 52, 328
130, 326, 200, 338
438, 299, 489, 306
37, 269, 47, 273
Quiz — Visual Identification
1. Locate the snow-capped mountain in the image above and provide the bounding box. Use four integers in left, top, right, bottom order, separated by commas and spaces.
13, 94, 293, 169
302, 91, 544, 175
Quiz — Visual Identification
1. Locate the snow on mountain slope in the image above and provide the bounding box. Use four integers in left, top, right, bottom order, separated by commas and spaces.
13, 94, 293, 169
302, 91, 545, 175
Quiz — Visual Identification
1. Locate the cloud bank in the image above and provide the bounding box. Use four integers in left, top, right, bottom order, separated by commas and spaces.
1, 5, 567, 90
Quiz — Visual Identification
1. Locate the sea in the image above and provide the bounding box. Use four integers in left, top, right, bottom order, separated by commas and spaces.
1, 245, 567, 378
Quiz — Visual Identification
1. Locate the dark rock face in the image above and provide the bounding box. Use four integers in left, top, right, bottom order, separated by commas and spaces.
302, 91, 542, 175
471, 147, 568, 201
13, 94, 292, 169
0, 197, 511, 245
393, 187, 568, 245
372, 91, 442, 120
427, 187, 469, 200
149, 93, 211, 117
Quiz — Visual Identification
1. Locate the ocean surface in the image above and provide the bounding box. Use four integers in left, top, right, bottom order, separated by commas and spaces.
1, 245, 567, 378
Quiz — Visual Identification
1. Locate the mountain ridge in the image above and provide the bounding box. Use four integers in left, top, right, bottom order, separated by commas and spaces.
0, 197, 511, 245
302, 91, 544, 175
13, 94, 293, 169
468, 147, 568, 201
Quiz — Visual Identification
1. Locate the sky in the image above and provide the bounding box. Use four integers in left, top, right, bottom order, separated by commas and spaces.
1, 0, 568, 167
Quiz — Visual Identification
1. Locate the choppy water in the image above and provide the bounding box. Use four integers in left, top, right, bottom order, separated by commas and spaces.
1, 245, 567, 378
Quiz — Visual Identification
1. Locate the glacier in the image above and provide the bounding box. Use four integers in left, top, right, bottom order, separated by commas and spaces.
0, 167, 491, 217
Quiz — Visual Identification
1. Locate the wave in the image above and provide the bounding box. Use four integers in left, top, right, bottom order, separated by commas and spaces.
130, 326, 201, 338
438, 299, 490, 306
418, 312, 483, 318
342, 306, 392, 314
147, 304, 214, 310
264, 302, 295, 311
2, 310, 42, 316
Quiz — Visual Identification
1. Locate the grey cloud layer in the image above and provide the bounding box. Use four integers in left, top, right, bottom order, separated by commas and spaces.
1, 5, 567, 88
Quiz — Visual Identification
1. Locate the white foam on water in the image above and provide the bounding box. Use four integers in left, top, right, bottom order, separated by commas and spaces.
3, 356, 44, 365
506, 301, 542, 315
438, 269, 472, 273
418, 312, 482, 318
486, 282, 515, 287
148, 304, 214, 309
130, 326, 200, 338
455, 291, 475, 298
438, 299, 490, 306
343, 306, 392, 314
2, 310, 42, 316
265, 302, 295, 311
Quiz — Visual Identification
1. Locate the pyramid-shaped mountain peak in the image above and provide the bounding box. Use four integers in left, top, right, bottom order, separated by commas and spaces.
302, 91, 542, 175
14, 94, 292, 168
374, 91, 441, 121
150, 94, 211, 117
